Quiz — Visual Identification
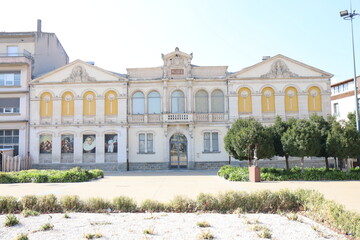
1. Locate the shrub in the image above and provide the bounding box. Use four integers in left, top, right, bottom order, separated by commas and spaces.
216, 191, 248, 213
0, 168, 104, 184
167, 195, 195, 212
84, 232, 102, 239
4, 214, 19, 227
22, 209, 40, 217
40, 223, 54, 231
140, 199, 165, 212
113, 196, 137, 212
37, 194, 60, 213
217, 165, 360, 181
198, 230, 214, 240
21, 195, 38, 211
143, 227, 155, 235
196, 193, 219, 211
14, 233, 29, 240
0, 196, 19, 213
84, 197, 112, 212
197, 221, 211, 228
60, 195, 82, 212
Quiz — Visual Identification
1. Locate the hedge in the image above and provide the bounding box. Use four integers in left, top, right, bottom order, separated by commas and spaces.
0, 167, 104, 183
218, 165, 360, 181
0, 190, 359, 238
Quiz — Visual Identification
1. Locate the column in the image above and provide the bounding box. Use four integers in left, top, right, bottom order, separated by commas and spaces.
53, 98, 61, 124
96, 96, 105, 123
74, 97, 83, 124
30, 99, 41, 124
118, 129, 127, 166
228, 92, 238, 121
252, 94, 262, 120
298, 93, 308, 118
74, 133, 83, 163
275, 93, 285, 118
52, 134, 61, 163
96, 133, 104, 163
163, 84, 168, 113
118, 96, 127, 123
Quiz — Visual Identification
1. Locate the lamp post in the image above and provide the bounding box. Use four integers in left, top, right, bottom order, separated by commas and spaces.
340, 9, 360, 132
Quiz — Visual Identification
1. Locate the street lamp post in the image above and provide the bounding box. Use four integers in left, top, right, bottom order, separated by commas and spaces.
340, 9, 360, 132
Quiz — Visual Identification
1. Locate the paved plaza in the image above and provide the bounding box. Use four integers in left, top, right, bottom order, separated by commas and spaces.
0, 170, 359, 213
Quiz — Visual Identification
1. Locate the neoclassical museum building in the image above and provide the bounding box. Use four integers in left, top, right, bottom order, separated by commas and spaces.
29, 48, 333, 170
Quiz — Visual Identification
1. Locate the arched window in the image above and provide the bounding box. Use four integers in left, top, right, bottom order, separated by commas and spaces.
132, 91, 145, 114
105, 90, 118, 115
238, 87, 252, 113
61, 91, 74, 116
148, 91, 161, 114
171, 90, 185, 113
261, 87, 275, 112
195, 90, 209, 113
83, 91, 96, 116
308, 86, 322, 111
40, 92, 53, 117
211, 90, 224, 113
285, 87, 298, 112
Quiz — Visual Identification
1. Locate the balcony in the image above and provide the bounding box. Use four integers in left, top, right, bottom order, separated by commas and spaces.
127, 113, 227, 123
0, 51, 33, 65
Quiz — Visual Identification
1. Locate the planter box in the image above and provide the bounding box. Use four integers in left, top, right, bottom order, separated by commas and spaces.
249, 166, 261, 182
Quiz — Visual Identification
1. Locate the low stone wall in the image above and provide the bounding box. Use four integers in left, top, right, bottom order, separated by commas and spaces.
193, 161, 229, 170
129, 162, 169, 171
32, 163, 126, 171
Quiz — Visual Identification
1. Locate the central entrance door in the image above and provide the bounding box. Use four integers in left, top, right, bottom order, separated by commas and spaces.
170, 133, 187, 168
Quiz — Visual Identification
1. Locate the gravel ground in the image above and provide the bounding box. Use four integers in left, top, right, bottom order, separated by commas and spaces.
0, 212, 347, 240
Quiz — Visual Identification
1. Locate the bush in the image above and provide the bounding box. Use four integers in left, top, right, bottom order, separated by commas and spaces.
168, 195, 196, 212
14, 233, 29, 240
22, 209, 40, 217
0, 168, 104, 184
37, 194, 60, 213
3, 214, 19, 227
20, 195, 38, 211
113, 196, 137, 212
60, 195, 82, 212
196, 193, 219, 211
140, 199, 165, 212
217, 165, 360, 181
84, 197, 112, 212
0, 196, 19, 213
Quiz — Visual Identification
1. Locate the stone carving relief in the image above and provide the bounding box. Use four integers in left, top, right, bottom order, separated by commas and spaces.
261, 60, 299, 78
63, 65, 96, 82
162, 47, 193, 79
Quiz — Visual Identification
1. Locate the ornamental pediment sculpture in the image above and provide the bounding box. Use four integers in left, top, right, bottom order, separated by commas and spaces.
162, 47, 193, 78
261, 60, 299, 78
63, 65, 96, 82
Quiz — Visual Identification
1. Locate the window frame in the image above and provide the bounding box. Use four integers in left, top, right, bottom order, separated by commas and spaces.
203, 131, 220, 153
138, 132, 155, 154
0, 98, 20, 114
0, 72, 21, 87
0, 129, 19, 156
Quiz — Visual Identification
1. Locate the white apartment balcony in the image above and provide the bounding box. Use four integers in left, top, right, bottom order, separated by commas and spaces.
0, 51, 33, 65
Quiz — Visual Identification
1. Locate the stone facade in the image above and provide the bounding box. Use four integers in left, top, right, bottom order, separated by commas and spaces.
28, 48, 333, 171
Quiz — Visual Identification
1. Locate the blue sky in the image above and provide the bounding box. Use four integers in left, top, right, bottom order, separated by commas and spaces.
1, 0, 359, 82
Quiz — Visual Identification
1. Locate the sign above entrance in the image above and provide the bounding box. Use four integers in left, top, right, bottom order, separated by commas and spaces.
171, 69, 184, 75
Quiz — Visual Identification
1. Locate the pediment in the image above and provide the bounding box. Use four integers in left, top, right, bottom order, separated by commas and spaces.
161, 47, 193, 78
230, 54, 333, 79
31, 60, 125, 84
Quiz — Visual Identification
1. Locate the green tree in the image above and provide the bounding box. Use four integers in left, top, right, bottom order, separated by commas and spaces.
224, 118, 275, 166
309, 114, 336, 170
326, 120, 347, 169
270, 116, 296, 171
281, 119, 321, 173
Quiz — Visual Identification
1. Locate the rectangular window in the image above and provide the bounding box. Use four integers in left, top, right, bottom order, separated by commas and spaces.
203, 132, 219, 153
7, 46, 18, 56
0, 72, 21, 86
212, 132, 219, 152
139, 133, 154, 153
0, 98, 20, 113
344, 83, 348, 91
0, 129, 19, 155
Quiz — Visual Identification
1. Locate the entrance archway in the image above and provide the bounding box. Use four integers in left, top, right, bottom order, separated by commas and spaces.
169, 133, 187, 168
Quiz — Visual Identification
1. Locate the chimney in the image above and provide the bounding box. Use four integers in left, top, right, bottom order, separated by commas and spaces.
37, 19, 42, 33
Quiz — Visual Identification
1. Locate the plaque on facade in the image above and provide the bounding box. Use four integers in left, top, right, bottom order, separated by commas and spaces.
171, 69, 184, 75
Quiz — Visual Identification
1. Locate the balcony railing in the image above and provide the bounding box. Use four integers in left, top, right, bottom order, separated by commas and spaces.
0, 51, 33, 65
127, 113, 227, 123
164, 113, 192, 122
0, 50, 32, 58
